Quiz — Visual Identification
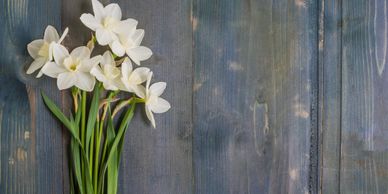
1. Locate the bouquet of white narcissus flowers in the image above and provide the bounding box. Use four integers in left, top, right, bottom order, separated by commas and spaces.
26, 0, 170, 193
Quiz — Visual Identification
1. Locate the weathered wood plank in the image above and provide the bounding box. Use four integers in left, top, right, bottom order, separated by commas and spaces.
116, 0, 193, 193
192, 0, 318, 193
0, 0, 66, 193
319, 0, 342, 193
340, 0, 388, 193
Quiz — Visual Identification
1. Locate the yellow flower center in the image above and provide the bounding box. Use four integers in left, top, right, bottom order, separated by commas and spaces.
64, 57, 80, 72
38, 42, 50, 58
69, 63, 77, 71
103, 17, 115, 28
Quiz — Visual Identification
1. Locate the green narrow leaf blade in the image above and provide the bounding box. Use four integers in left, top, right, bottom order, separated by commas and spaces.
98, 102, 136, 190
41, 92, 81, 144
106, 110, 118, 194
85, 86, 100, 154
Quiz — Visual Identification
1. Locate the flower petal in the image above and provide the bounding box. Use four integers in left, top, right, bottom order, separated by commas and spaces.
80, 55, 102, 72
75, 72, 96, 91
92, 0, 105, 22
44, 25, 60, 43
145, 71, 153, 96
132, 85, 146, 98
121, 58, 132, 83
127, 46, 152, 65
57, 72, 76, 90
70, 46, 91, 60
58, 27, 69, 43
102, 51, 114, 65
130, 67, 150, 84
53, 44, 69, 65
112, 18, 137, 36
41, 61, 66, 78
27, 39, 44, 59
104, 3, 121, 20
90, 65, 107, 83
149, 82, 166, 97
110, 40, 126, 57
114, 77, 127, 91
96, 28, 115, 45
132, 29, 144, 46
36, 70, 44, 78
149, 97, 171, 113
145, 105, 156, 128
80, 14, 101, 31
103, 82, 118, 91
26, 57, 47, 74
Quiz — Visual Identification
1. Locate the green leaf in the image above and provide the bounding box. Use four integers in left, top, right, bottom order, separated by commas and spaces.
41, 92, 82, 144
71, 114, 94, 194
41, 92, 72, 130
70, 138, 85, 194
98, 102, 136, 191
69, 161, 75, 194
86, 86, 100, 154
106, 109, 119, 194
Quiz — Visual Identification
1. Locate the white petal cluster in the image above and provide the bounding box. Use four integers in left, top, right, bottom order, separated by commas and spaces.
27, 25, 68, 77
80, 0, 152, 65
42, 44, 101, 91
26, 0, 169, 128
91, 51, 124, 91
140, 72, 171, 128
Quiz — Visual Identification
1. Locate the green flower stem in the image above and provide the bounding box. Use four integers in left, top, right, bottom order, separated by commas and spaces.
93, 91, 117, 194
100, 97, 133, 171
81, 90, 87, 145
81, 90, 87, 186
98, 101, 137, 194
93, 113, 104, 194
89, 124, 95, 176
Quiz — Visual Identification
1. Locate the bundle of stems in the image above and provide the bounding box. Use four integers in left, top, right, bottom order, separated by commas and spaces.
26, 1, 171, 193
42, 84, 144, 194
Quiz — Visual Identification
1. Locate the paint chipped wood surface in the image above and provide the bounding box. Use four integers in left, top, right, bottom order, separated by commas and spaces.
192, 0, 318, 193
1, 0, 388, 193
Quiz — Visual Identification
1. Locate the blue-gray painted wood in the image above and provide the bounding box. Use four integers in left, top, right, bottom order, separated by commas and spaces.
319, 0, 342, 193
113, 0, 193, 193
0, 0, 66, 193
340, 0, 388, 193
192, 0, 318, 193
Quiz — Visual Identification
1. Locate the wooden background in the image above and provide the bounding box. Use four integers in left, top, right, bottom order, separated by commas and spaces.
1, 0, 388, 193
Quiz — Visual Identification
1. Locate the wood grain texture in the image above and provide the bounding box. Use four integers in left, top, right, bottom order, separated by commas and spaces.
319, 0, 342, 193
0, 0, 66, 193
192, 0, 318, 193
115, 0, 193, 193
340, 0, 388, 193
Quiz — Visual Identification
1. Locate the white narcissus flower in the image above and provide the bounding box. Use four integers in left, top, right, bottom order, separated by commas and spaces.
41, 44, 101, 91
90, 51, 124, 91
27, 25, 69, 77
110, 29, 152, 65
120, 57, 150, 97
80, 0, 138, 46
140, 72, 170, 128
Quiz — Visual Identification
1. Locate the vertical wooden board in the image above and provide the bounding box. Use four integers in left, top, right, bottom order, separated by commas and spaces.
0, 0, 66, 193
193, 0, 318, 193
116, 0, 193, 193
341, 0, 388, 193
319, 0, 342, 193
